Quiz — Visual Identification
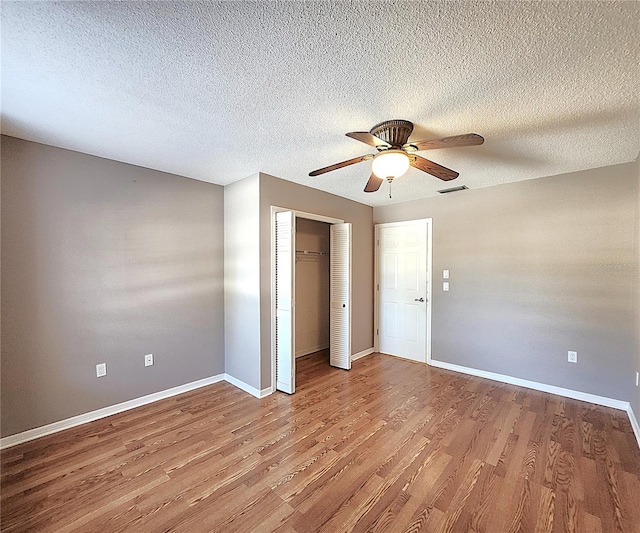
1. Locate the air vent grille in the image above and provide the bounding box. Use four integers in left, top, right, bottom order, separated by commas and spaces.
437, 185, 468, 194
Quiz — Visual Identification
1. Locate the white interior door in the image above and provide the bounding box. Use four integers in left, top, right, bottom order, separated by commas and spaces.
378, 221, 427, 362
275, 211, 295, 393
330, 223, 352, 370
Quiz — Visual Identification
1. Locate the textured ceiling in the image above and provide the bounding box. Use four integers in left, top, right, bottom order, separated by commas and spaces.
1, 1, 638, 207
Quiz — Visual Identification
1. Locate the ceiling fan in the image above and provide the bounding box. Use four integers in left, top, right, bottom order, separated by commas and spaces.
309, 119, 484, 193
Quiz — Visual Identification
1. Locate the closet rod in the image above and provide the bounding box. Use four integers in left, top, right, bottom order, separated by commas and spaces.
295, 250, 327, 256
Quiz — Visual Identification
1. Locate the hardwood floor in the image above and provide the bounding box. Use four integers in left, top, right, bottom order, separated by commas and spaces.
2, 352, 639, 532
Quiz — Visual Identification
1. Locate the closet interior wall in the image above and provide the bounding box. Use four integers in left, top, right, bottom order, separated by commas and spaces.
295, 218, 330, 358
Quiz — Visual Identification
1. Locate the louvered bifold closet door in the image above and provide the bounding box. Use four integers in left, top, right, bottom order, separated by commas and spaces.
275, 211, 295, 394
330, 223, 352, 370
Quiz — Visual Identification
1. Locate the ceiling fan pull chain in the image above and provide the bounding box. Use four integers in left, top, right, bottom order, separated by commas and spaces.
388, 178, 393, 199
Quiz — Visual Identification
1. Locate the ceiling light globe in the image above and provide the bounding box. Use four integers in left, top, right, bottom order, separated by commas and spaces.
371, 150, 410, 180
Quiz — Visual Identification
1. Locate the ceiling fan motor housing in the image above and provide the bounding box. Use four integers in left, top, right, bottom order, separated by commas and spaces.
370, 119, 414, 148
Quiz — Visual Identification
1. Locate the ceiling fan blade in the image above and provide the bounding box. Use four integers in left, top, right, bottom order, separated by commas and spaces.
410, 155, 459, 181
364, 174, 383, 193
346, 132, 391, 149
309, 154, 371, 176
404, 133, 484, 152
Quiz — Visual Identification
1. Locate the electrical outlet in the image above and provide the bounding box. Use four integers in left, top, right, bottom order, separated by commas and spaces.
568, 351, 577, 363
443, 282, 450, 291
144, 353, 154, 367
96, 363, 107, 377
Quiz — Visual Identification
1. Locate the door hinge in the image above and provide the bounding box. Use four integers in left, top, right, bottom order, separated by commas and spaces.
376, 328, 379, 335
377, 283, 379, 291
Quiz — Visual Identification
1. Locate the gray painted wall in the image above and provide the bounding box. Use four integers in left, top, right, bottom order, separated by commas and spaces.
374, 162, 640, 412
3, 134, 635, 439
259, 173, 374, 389
223, 174, 261, 389
1, 136, 225, 437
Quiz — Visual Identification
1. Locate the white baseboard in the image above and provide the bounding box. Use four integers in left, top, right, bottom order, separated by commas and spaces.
0, 374, 225, 450
627, 405, 640, 449
429, 359, 629, 410
0, 372, 278, 450
429, 358, 640, 450
296, 343, 329, 358
296, 346, 374, 362
258, 386, 275, 398
224, 373, 273, 399
4, 360, 636, 451
352, 347, 375, 362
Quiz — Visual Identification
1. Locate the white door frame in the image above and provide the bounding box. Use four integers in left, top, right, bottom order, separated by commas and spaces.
374, 218, 433, 364
270, 206, 345, 393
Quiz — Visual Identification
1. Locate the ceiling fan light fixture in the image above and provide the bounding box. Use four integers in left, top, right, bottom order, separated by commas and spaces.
371, 150, 410, 180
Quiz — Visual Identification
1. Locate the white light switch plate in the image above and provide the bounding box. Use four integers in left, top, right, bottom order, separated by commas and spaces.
144, 353, 154, 367
443, 282, 449, 291
443, 270, 449, 279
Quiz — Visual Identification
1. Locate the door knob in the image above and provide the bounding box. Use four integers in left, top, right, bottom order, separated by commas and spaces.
414, 297, 425, 302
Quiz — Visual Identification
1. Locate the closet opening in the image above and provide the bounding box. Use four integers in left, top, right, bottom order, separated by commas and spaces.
294, 218, 331, 384
272, 207, 352, 395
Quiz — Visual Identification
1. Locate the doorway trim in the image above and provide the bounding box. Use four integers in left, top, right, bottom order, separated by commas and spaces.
270, 206, 345, 393
374, 218, 433, 364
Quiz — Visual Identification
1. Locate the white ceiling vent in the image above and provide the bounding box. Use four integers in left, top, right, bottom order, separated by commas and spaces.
437, 185, 469, 194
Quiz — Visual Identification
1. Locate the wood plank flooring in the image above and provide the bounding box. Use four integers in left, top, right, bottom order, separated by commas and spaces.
2, 351, 639, 532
